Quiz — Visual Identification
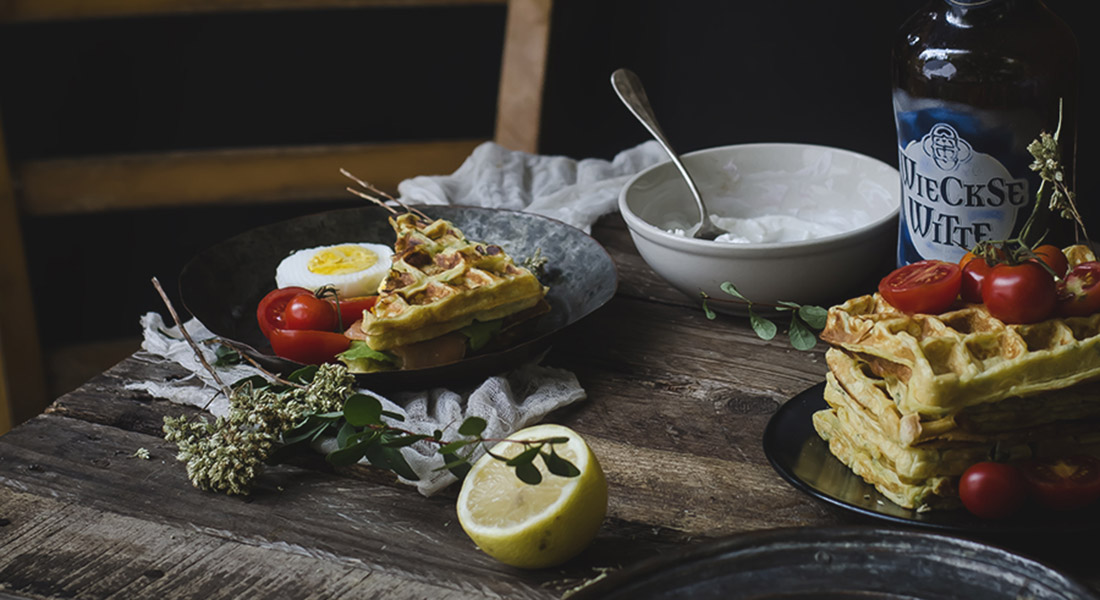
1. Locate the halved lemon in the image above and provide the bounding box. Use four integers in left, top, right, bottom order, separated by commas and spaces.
456, 423, 608, 569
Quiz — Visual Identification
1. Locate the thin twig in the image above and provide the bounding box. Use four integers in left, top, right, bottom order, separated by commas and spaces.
207, 338, 305, 389
340, 168, 430, 220
345, 186, 399, 214
151, 276, 233, 406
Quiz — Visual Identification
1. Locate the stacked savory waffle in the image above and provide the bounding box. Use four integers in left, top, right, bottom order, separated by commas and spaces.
813, 251, 1100, 511
350, 212, 549, 369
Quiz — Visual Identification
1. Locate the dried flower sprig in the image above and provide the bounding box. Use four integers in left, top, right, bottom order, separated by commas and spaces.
1027, 120, 1088, 243
162, 363, 580, 494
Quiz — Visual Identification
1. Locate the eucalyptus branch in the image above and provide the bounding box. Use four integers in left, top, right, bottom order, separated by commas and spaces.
700, 282, 827, 351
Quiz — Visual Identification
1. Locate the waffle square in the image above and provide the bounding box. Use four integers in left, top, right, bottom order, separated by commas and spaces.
821, 294, 1100, 417
361, 213, 548, 350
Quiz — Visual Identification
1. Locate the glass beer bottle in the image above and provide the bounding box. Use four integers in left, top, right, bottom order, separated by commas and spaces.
893, 0, 1078, 266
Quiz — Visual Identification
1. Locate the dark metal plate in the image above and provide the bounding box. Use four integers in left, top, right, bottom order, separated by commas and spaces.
570, 526, 1099, 599
178, 205, 616, 391
763, 382, 1100, 533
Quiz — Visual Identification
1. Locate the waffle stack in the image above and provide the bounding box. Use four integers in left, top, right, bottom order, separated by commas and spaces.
813, 261, 1100, 510
360, 213, 548, 352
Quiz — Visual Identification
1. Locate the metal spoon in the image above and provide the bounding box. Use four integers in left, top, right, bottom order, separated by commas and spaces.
611, 68, 723, 241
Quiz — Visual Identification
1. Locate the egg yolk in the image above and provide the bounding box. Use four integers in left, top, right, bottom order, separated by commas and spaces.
307, 245, 378, 275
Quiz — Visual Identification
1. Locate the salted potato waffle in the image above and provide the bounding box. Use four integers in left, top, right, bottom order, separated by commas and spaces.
812, 407, 957, 510
362, 214, 548, 350
820, 293, 1100, 417
817, 349, 1100, 509
826, 348, 1100, 445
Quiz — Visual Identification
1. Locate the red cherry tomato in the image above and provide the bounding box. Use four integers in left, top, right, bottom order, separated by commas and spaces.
267, 328, 351, 364
982, 262, 1057, 324
960, 259, 993, 304
256, 286, 312, 338
1031, 244, 1069, 278
878, 260, 961, 314
958, 461, 1028, 519
284, 294, 339, 331
1019, 455, 1100, 511
1057, 262, 1100, 317
336, 296, 379, 329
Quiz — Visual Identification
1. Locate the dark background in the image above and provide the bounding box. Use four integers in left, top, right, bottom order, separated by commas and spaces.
0, 0, 1093, 354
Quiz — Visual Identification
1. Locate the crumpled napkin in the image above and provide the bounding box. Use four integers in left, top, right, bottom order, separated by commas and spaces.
398, 140, 666, 232
135, 141, 666, 496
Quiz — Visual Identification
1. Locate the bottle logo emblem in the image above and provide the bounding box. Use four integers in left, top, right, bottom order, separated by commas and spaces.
898, 122, 1028, 262
922, 123, 972, 171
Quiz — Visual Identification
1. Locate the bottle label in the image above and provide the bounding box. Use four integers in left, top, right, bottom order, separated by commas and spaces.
897, 122, 1029, 263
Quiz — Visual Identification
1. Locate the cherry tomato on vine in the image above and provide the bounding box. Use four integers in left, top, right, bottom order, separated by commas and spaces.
1031, 244, 1069, 278
336, 295, 379, 329
958, 461, 1028, 519
284, 294, 339, 331
1019, 455, 1100, 511
1057, 262, 1100, 318
267, 328, 351, 364
982, 262, 1057, 324
960, 259, 994, 304
256, 286, 312, 338
878, 260, 961, 314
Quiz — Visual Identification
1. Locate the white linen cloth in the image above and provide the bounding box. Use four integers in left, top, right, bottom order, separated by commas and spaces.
131, 140, 667, 496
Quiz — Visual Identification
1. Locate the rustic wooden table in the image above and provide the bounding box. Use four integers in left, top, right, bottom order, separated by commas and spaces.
1, 214, 1097, 599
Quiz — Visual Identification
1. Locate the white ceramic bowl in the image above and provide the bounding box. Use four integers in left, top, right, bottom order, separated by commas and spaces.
618, 143, 900, 312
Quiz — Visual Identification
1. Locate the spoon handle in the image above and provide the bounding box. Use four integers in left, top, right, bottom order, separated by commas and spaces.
611, 68, 719, 239
610, 68, 680, 156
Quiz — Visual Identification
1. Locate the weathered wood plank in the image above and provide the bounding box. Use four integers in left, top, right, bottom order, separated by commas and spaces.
0, 413, 681, 598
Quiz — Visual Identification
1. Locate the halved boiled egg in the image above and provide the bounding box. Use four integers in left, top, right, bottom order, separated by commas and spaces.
275, 242, 393, 298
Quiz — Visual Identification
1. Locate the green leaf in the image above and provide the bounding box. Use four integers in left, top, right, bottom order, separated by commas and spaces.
749, 310, 778, 341
380, 410, 405, 422
336, 421, 357, 447
459, 320, 504, 351
446, 460, 471, 480
719, 282, 748, 301
231, 375, 271, 392
541, 449, 580, 477
776, 300, 800, 312
337, 340, 397, 364
458, 417, 487, 437
702, 298, 716, 320
343, 394, 383, 427
213, 345, 241, 366
542, 437, 570, 444
788, 316, 817, 351
282, 423, 327, 445
287, 365, 319, 384
514, 461, 542, 485
798, 304, 828, 330
380, 446, 419, 481
505, 445, 541, 467
326, 435, 375, 466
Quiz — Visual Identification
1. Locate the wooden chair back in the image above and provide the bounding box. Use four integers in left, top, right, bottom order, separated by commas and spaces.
0, 0, 552, 433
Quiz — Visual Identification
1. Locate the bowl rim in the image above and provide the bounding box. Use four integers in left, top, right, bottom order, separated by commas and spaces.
617, 142, 900, 256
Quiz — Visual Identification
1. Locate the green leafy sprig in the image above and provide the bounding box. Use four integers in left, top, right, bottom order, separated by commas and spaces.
163, 363, 578, 495
700, 282, 827, 351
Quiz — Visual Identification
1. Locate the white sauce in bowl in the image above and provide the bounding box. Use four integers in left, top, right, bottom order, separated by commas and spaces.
662, 150, 894, 244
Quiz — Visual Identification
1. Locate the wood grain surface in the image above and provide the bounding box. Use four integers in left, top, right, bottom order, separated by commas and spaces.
1, 214, 1097, 599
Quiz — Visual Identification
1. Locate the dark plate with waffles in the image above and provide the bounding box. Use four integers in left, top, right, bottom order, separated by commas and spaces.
763, 382, 1100, 533
179, 205, 616, 391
